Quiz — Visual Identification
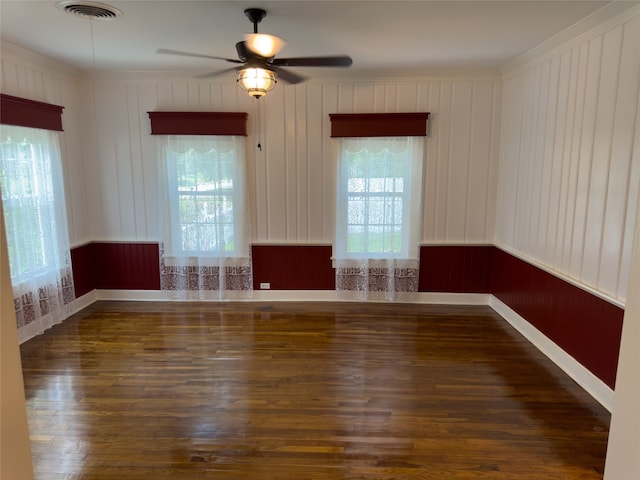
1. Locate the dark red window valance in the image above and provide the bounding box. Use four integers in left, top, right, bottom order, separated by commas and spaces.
329, 113, 429, 137
148, 111, 248, 136
0, 94, 64, 131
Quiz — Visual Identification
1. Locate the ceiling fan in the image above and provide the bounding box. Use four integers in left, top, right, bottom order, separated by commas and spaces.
157, 8, 353, 98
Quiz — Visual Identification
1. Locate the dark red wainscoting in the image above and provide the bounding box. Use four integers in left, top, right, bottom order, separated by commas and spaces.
491, 247, 623, 389
70, 243, 95, 298
91, 242, 160, 290
251, 245, 335, 290
418, 245, 493, 293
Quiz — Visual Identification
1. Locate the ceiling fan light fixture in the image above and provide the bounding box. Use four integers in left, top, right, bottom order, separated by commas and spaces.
245, 33, 286, 58
237, 67, 276, 98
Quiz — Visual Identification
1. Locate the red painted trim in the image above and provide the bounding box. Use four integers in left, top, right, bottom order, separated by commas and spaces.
148, 112, 248, 136
252, 245, 335, 290
0, 94, 64, 131
419, 245, 492, 293
491, 247, 623, 389
329, 113, 429, 137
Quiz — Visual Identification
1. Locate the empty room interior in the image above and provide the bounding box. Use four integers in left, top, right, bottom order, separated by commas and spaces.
1, 1, 639, 479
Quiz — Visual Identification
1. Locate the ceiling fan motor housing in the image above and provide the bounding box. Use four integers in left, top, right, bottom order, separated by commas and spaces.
244, 8, 266, 33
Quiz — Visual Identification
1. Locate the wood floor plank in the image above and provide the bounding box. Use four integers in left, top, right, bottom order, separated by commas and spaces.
20, 301, 610, 479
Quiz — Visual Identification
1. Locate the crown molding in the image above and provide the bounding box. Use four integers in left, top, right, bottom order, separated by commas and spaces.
500, 1, 640, 77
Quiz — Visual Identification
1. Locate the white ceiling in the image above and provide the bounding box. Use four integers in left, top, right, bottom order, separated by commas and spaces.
0, 0, 622, 80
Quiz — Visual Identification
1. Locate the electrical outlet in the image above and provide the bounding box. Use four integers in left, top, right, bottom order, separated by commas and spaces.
260, 282, 271, 290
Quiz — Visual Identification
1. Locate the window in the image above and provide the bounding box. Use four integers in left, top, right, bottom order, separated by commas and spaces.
336, 137, 423, 259
149, 111, 251, 299
329, 112, 428, 300
0, 124, 74, 339
162, 136, 247, 257
0, 126, 68, 279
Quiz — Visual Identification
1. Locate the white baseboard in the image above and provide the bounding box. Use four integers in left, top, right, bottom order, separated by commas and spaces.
489, 295, 614, 412
92, 289, 490, 305
72, 290, 98, 312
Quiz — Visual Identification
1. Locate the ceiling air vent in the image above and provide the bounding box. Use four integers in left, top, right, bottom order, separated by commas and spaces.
56, 1, 123, 20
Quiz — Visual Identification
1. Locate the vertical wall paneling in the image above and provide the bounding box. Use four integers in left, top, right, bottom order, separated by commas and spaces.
535, 59, 557, 260
125, 84, 146, 239
618, 58, 640, 301
137, 84, 160, 240
419, 245, 492, 293
556, 49, 579, 271
466, 81, 494, 241
570, 38, 601, 278
251, 245, 334, 290
600, 19, 640, 298
353, 83, 375, 112
497, 10, 639, 304
423, 83, 439, 240
485, 81, 500, 242
3, 45, 502, 264
492, 247, 624, 390
62, 78, 90, 244
307, 84, 324, 241
253, 95, 269, 241
495, 73, 521, 247
563, 44, 588, 273
295, 86, 308, 240
321, 84, 339, 244
266, 86, 288, 242
114, 82, 136, 239
283, 85, 296, 240
435, 82, 452, 242
92, 80, 121, 239
70, 243, 95, 298
582, 28, 621, 290
92, 242, 160, 290
546, 52, 570, 266
447, 82, 473, 241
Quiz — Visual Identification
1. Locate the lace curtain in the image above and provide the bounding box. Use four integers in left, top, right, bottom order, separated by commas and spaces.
158, 135, 252, 300
334, 137, 424, 301
0, 125, 75, 342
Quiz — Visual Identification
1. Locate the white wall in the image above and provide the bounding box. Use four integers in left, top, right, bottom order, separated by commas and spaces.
496, 7, 640, 304
0, 43, 90, 246
1, 43, 501, 248
83, 74, 501, 246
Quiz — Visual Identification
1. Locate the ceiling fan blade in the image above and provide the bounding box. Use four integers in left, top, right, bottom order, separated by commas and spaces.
272, 55, 353, 67
272, 66, 306, 85
156, 48, 243, 64
194, 66, 240, 79
244, 33, 286, 58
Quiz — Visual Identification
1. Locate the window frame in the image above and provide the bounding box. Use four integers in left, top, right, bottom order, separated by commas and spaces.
148, 111, 249, 261
163, 137, 246, 258
335, 136, 424, 260
330, 113, 429, 262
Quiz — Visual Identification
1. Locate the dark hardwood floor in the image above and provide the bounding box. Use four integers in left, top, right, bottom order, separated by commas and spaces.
20, 301, 610, 479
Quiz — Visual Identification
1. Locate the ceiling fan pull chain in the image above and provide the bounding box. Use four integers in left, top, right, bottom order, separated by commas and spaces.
256, 98, 262, 152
